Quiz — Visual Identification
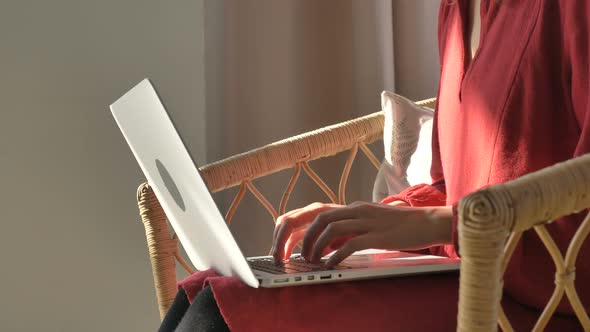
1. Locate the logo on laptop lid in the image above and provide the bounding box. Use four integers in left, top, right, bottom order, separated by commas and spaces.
155, 158, 186, 212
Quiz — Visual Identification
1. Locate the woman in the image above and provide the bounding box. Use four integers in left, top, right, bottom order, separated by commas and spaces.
162, 0, 590, 330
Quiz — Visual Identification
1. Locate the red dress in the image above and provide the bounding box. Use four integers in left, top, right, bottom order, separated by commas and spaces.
178, 1, 589, 330
432, 0, 590, 318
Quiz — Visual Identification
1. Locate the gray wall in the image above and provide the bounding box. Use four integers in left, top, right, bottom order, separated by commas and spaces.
0, 1, 205, 331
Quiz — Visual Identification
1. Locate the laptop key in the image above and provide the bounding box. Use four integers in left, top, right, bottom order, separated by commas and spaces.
249, 257, 354, 274
249, 261, 304, 274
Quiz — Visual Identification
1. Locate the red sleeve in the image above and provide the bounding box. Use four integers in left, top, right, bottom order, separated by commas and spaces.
430, 96, 460, 256
566, 1, 590, 157
380, 183, 446, 206
429, 82, 447, 195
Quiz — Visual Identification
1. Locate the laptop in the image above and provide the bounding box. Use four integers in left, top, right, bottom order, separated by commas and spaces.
110, 79, 460, 288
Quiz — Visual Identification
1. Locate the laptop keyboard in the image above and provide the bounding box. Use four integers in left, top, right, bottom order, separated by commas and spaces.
248, 256, 353, 275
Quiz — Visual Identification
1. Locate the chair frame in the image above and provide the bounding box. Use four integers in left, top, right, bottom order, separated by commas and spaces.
135, 97, 590, 331
458, 154, 590, 331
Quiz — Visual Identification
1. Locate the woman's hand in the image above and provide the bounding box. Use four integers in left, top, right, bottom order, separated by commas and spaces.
271, 202, 344, 261
271, 201, 453, 268
270, 201, 408, 260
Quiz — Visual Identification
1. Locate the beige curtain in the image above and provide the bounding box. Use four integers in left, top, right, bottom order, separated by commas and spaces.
202, 0, 413, 256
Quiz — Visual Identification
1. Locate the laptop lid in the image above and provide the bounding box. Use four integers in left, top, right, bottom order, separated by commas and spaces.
110, 79, 259, 288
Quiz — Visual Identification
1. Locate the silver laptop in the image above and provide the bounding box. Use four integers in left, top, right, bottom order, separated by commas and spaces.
110, 79, 459, 288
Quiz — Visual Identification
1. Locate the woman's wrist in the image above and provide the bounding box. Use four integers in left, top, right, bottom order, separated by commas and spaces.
422, 206, 453, 245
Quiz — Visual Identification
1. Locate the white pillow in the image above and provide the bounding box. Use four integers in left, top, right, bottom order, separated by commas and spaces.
372, 91, 434, 202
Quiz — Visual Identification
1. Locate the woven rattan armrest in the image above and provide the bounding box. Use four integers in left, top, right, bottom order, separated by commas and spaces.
457, 153, 590, 331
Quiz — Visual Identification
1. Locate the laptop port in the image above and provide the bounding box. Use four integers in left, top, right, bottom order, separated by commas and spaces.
320, 274, 332, 280
273, 278, 289, 283
294, 277, 302, 282
307, 276, 315, 281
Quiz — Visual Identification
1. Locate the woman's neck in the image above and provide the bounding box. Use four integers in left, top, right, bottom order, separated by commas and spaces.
468, 0, 482, 60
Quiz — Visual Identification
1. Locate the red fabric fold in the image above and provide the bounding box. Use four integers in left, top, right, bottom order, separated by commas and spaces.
380, 183, 446, 207
177, 268, 581, 331
178, 271, 462, 332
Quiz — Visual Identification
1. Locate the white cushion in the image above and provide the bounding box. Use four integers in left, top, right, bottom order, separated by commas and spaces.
372, 91, 434, 202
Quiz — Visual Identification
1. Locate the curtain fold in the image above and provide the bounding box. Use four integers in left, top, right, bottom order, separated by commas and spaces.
204, 0, 396, 256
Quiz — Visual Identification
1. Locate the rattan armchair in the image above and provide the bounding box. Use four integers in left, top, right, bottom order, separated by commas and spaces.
135, 97, 590, 331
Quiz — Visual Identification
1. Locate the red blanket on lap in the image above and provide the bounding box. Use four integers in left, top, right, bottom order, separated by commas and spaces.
177, 269, 581, 331
178, 269, 462, 332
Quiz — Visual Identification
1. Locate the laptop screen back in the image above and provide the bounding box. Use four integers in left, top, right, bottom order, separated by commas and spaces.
110, 79, 258, 287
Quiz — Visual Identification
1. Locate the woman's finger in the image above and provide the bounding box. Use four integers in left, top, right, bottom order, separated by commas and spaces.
273, 206, 305, 241
272, 203, 340, 260
272, 208, 316, 259
324, 236, 371, 268
310, 219, 368, 263
270, 207, 304, 255
301, 206, 362, 259
272, 219, 301, 261
283, 229, 306, 259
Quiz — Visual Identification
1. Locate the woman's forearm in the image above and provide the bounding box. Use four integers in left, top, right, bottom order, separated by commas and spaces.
423, 205, 454, 245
